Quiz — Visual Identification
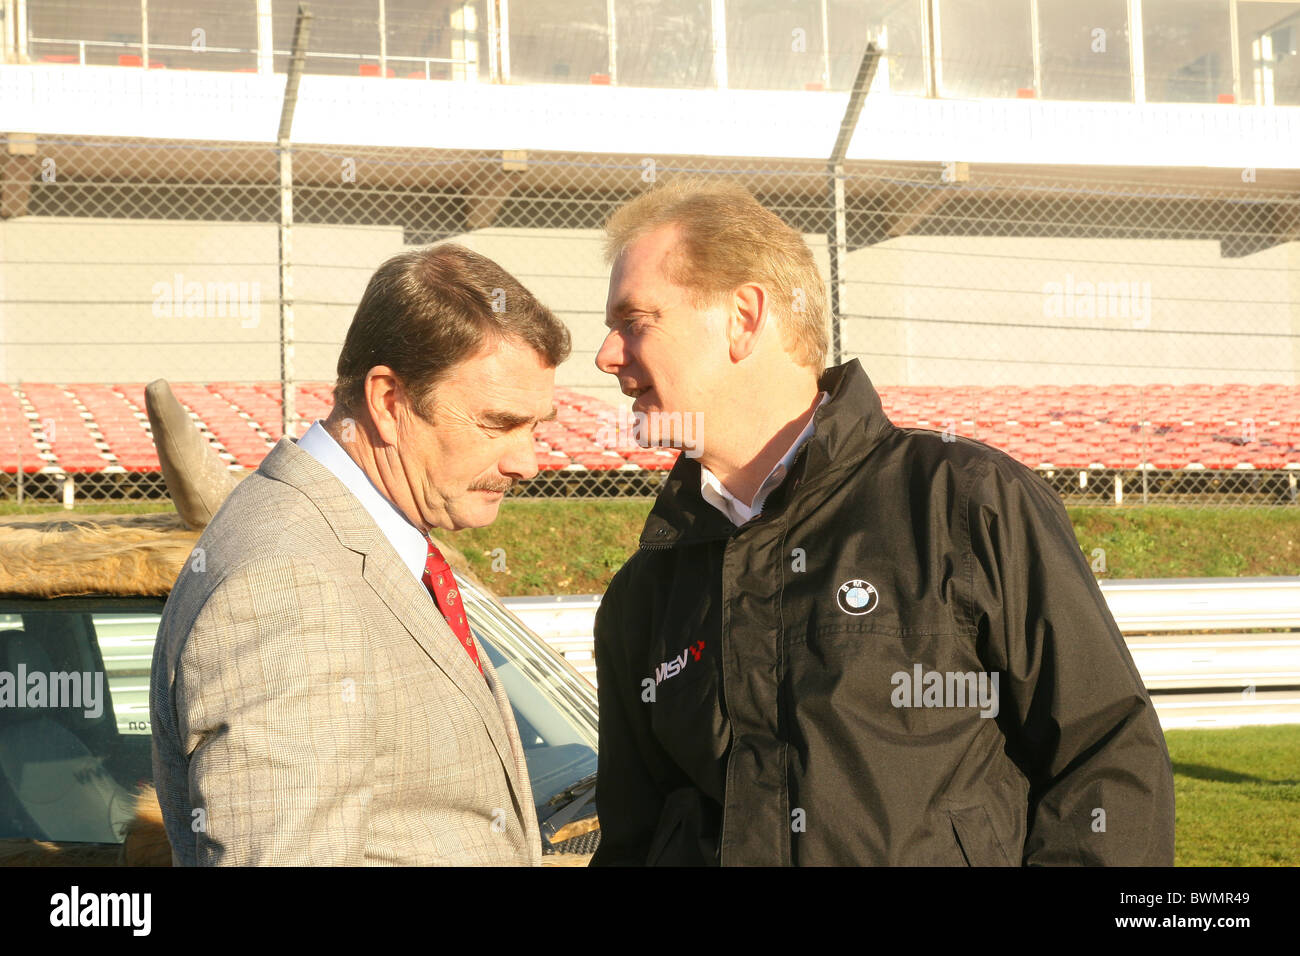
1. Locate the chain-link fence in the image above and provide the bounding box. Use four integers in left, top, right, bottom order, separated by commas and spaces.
1, 132, 1297, 505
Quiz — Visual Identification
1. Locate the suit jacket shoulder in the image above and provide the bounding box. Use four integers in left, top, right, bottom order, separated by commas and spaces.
150, 437, 541, 865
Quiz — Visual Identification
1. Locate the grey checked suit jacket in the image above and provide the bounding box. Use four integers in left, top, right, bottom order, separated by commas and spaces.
150, 437, 541, 865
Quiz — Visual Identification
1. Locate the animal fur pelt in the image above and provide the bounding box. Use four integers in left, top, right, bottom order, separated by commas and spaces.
0, 512, 197, 598
120, 785, 172, 866
0, 511, 475, 599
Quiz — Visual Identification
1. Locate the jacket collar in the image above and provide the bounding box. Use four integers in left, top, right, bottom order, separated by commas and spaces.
638, 359, 894, 547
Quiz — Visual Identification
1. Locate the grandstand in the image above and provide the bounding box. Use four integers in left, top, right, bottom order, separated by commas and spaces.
3, 379, 1297, 503
2, 0, 1298, 505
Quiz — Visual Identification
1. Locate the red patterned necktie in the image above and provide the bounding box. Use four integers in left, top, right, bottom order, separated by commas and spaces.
422, 537, 482, 675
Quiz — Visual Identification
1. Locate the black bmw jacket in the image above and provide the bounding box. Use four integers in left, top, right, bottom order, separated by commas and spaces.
590, 359, 1175, 866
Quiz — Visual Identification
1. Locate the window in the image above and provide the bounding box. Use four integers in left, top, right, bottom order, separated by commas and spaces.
936, 0, 1035, 98
144, 0, 259, 73
727, 0, 826, 91
1142, 0, 1233, 102
1038, 0, 1132, 101
466, 591, 598, 809
614, 0, 715, 88
829, 0, 927, 95
386, 0, 488, 80
1237, 1, 1300, 105
0, 602, 159, 844
273, 0, 378, 77
508, 0, 609, 84
27, 0, 143, 66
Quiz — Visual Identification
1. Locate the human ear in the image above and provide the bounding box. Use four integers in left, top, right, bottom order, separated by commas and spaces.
728, 283, 769, 363
364, 366, 403, 446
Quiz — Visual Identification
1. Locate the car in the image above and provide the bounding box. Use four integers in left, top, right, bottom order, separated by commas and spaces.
0, 382, 600, 866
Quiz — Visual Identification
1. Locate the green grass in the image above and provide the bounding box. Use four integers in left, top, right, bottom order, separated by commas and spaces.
1069, 506, 1300, 579
451, 499, 653, 594
451, 501, 1300, 595
1166, 725, 1300, 866
4, 498, 1299, 594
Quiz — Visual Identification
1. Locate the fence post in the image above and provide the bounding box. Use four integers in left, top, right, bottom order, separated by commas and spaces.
825, 42, 879, 368
277, 4, 312, 441
1140, 391, 1149, 504
15, 379, 22, 504
14, 0, 26, 63
3, 0, 15, 64
256, 0, 273, 76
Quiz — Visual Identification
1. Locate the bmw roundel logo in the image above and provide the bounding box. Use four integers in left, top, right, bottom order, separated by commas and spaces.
836, 579, 879, 616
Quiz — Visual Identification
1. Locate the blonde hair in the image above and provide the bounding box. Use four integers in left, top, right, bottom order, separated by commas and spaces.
604, 178, 829, 370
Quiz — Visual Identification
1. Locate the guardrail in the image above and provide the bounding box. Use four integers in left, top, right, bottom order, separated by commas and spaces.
85, 579, 1300, 735
503, 577, 1300, 731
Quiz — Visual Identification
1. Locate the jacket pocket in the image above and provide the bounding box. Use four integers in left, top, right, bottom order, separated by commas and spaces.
948, 805, 1016, 866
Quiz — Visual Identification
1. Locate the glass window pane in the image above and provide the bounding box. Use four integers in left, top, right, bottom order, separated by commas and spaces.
614, 0, 715, 88
508, 0, 609, 84
0, 606, 159, 844
274, 0, 379, 77
937, 0, 1034, 98
1038, 0, 1131, 101
146, 0, 259, 73
386, 0, 488, 81
1143, 0, 1233, 102
471, 628, 598, 811
727, 0, 826, 90
1237, 1, 1300, 105
829, 0, 927, 95
27, 0, 143, 67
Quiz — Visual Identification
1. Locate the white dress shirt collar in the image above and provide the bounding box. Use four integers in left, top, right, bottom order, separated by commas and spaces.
296, 420, 429, 584
699, 392, 828, 526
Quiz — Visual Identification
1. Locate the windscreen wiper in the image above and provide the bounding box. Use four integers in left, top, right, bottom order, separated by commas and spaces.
539, 771, 598, 845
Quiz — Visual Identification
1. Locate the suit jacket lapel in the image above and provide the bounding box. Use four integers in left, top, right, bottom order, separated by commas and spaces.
359, 544, 521, 781
257, 438, 529, 817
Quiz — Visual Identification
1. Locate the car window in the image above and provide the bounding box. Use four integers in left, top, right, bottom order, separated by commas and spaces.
0, 601, 155, 844
0, 595, 597, 844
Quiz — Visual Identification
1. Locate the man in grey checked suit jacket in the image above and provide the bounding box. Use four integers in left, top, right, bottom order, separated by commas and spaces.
150, 243, 571, 865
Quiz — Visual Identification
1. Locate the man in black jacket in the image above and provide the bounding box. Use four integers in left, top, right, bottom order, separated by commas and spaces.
588, 178, 1175, 866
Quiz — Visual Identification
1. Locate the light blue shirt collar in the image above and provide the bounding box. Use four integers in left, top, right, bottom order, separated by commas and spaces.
296, 420, 428, 584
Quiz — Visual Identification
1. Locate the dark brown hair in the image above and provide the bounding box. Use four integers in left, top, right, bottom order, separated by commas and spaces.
333, 243, 570, 417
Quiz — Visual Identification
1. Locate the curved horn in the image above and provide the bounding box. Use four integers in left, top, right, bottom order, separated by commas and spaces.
145, 379, 241, 530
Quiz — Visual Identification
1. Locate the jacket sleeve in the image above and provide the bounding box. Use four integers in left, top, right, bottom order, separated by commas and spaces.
590, 564, 667, 866
172, 555, 376, 865
964, 454, 1175, 866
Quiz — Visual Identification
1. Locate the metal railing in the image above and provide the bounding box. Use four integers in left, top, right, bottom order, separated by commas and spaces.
25, 34, 474, 77
504, 579, 1300, 730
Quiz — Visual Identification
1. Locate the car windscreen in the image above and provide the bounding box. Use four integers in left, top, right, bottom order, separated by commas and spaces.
459, 581, 599, 814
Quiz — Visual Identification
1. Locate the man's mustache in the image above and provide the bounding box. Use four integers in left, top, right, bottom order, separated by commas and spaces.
468, 478, 516, 493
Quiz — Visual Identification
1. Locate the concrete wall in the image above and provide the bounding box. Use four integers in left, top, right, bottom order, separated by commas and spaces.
843, 235, 1300, 388
2, 217, 1296, 411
